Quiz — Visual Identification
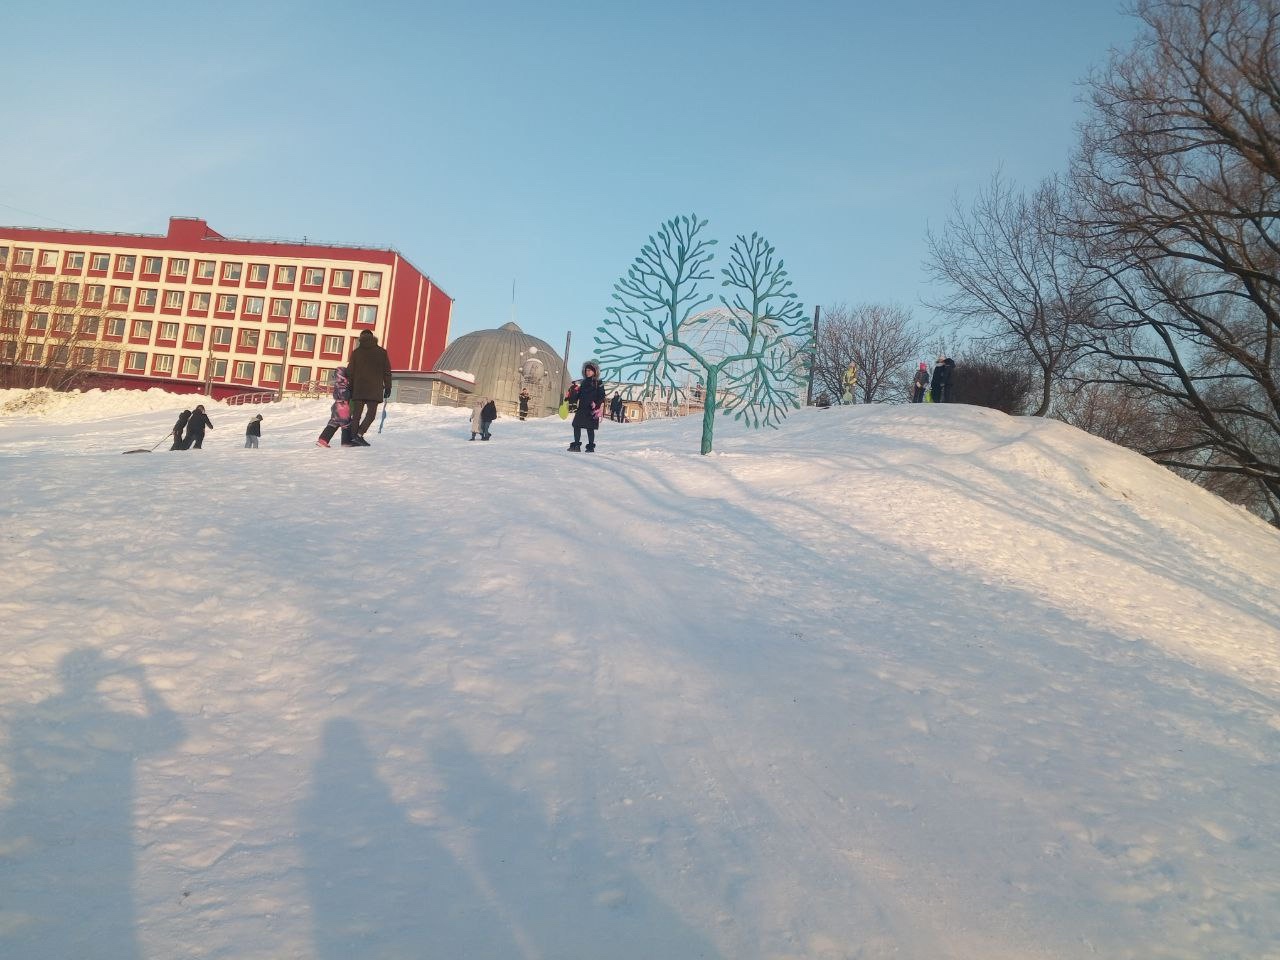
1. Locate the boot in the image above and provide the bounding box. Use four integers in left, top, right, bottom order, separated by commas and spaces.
585, 443, 596, 452
568, 441, 582, 451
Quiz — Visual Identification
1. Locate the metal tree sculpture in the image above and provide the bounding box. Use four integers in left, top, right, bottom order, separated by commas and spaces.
596, 214, 810, 454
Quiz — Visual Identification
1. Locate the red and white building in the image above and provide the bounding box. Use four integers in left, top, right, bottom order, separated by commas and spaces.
0, 216, 453, 399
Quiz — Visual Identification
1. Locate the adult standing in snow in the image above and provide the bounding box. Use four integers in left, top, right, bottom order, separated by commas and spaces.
183, 404, 213, 449
911, 363, 929, 403
346, 329, 391, 446
566, 360, 606, 452
942, 357, 956, 402
610, 392, 624, 422
518, 388, 530, 421
480, 398, 497, 440
170, 409, 191, 450
245, 414, 263, 448
930, 356, 949, 404
469, 399, 485, 441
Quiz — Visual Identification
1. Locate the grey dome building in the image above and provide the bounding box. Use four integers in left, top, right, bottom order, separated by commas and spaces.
433, 322, 567, 417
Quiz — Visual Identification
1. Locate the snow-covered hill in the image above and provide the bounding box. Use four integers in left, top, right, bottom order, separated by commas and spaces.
2, 390, 1277, 960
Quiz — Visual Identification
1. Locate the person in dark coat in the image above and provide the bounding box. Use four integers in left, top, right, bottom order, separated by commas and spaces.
480, 399, 497, 440
517, 389, 530, 421
170, 410, 191, 450
911, 362, 929, 403
566, 360, 606, 452
930, 356, 948, 404
245, 414, 263, 448
942, 357, 956, 402
610, 392, 624, 422
346, 329, 392, 445
183, 404, 213, 449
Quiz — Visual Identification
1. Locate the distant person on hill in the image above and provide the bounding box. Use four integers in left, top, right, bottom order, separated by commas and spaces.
183, 404, 212, 449
244, 414, 263, 448
518, 388, 530, 421
566, 360, 606, 452
346, 329, 391, 446
610, 392, 624, 422
930, 356, 948, 404
942, 357, 956, 402
170, 410, 191, 450
911, 362, 929, 403
480, 398, 497, 440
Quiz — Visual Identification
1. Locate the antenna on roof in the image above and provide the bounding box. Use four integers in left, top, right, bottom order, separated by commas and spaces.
511, 278, 516, 326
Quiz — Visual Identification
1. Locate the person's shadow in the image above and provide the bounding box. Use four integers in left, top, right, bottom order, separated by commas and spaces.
0, 648, 185, 960
300, 718, 521, 959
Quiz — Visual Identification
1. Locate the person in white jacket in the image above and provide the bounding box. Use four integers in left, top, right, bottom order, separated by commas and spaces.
469, 400, 486, 441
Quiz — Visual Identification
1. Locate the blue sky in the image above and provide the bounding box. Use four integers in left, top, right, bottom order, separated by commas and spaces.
1, 0, 1137, 361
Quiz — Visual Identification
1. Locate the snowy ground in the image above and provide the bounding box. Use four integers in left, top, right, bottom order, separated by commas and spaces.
1, 388, 1278, 960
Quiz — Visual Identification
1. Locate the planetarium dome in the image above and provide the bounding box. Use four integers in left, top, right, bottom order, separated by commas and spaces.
434, 322, 566, 417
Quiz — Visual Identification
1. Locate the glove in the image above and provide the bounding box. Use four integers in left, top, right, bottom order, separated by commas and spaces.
383, 387, 392, 399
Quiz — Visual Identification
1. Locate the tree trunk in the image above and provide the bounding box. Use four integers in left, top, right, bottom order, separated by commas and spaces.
700, 367, 718, 455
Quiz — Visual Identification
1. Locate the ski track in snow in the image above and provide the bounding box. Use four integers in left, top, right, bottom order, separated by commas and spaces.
1, 390, 1278, 960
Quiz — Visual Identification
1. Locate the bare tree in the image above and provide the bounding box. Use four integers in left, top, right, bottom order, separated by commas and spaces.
811, 303, 925, 404
0, 261, 113, 391
596, 214, 811, 454
1070, 0, 1280, 521
925, 173, 1095, 417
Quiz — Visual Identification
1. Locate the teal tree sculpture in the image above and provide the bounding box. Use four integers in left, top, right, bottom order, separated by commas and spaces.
595, 214, 811, 454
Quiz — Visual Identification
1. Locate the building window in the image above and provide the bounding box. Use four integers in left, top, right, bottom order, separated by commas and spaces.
289, 365, 312, 386
54, 314, 74, 333
1, 310, 19, 329
234, 360, 255, 380
356, 304, 377, 325
76, 347, 97, 365
80, 316, 99, 335
358, 271, 382, 292
153, 354, 174, 374
85, 284, 105, 304
39, 250, 58, 268
331, 269, 352, 289
244, 296, 264, 315
299, 300, 320, 320
25, 343, 43, 362
131, 319, 152, 339
52, 345, 71, 365
15, 248, 34, 266
189, 292, 211, 311
142, 256, 162, 275
303, 267, 324, 286
212, 326, 232, 346
222, 262, 243, 281
275, 265, 296, 284
106, 317, 126, 337
322, 334, 343, 354
30, 312, 49, 332
100, 349, 121, 369
185, 324, 206, 344
90, 253, 109, 271
110, 286, 130, 306
265, 330, 287, 350
293, 332, 315, 352
33, 281, 53, 300
169, 258, 189, 277
327, 302, 349, 322
59, 282, 79, 302
8, 279, 29, 298
209, 357, 227, 378
238, 329, 260, 348
262, 362, 282, 382
270, 298, 292, 318
65, 252, 85, 270
164, 289, 183, 309
116, 254, 136, 273
125, 351, 146, 371
137, 289, 158, 307
0, 246, 8, 266
159, 321, 179, 340
180, 356, 201, 376
217, 294, 238, 313
249, 263, 269, 283
195, 260, 216, 280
